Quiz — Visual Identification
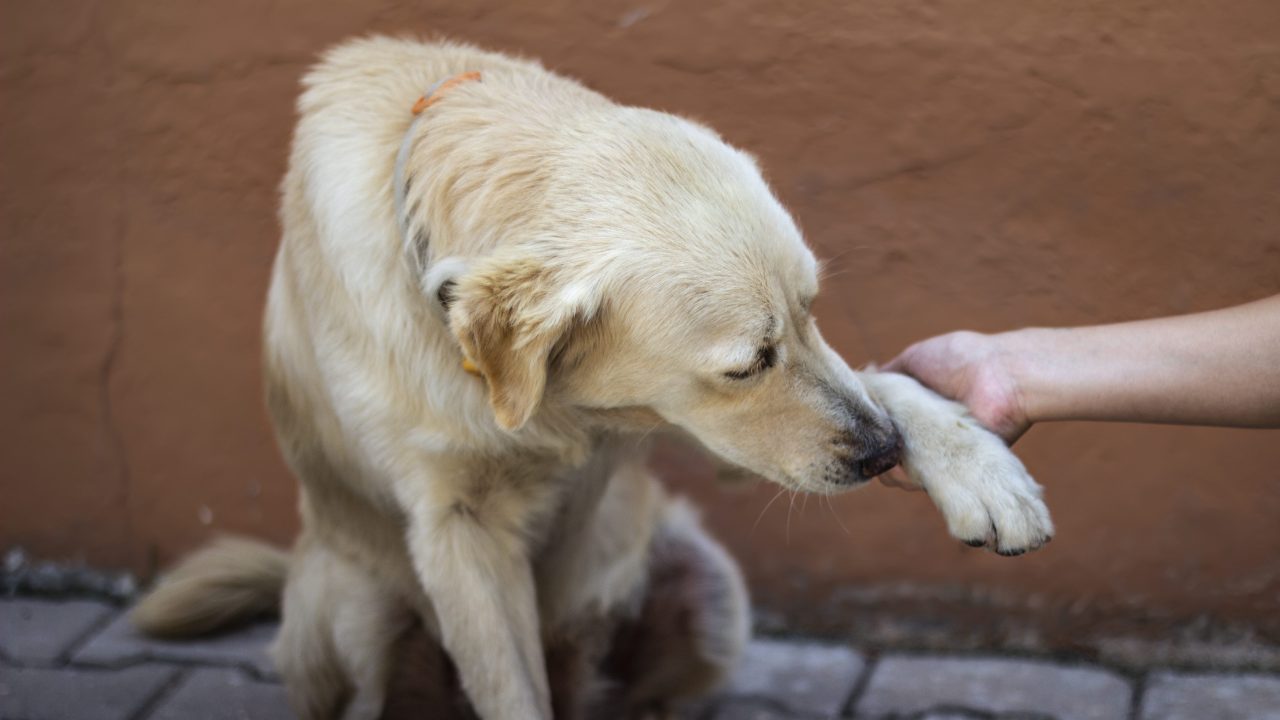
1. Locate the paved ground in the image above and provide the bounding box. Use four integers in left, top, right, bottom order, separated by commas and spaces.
2, 597, 1279, 720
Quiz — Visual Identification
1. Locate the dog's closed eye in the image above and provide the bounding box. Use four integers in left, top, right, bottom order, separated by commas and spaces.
724, 344, 777, 380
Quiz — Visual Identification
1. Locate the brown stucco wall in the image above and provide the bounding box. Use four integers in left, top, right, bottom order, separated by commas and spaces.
3, 1, 1278, 655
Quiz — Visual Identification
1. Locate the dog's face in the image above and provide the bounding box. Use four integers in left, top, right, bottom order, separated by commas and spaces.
447, 110, 901, 493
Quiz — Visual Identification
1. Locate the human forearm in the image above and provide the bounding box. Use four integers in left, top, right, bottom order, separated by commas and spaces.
1001, 295, 1280, 428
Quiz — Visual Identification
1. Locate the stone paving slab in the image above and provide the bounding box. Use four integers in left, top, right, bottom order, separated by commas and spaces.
0, 598, 115, 665
710, 698, 799, 719
149, 667, 293, 720
854, 655, 1133, 720
72, 611, 278, 677
1139, 670, 1280, 720
0, 663, 178, 720
5, 595, 1280, 720
721, 638, 865, 717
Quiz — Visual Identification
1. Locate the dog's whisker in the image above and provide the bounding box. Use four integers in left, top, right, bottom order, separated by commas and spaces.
752, 487, 789, 535
636, 420, 664, 444
821, 244, 870, 264
825, 494, 852, 536
785, 489, 798, 545
817, 265, 858, 282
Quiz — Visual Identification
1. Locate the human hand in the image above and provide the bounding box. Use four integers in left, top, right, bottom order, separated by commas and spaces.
883, 331, 1030, 443
877, 331, 1030, 491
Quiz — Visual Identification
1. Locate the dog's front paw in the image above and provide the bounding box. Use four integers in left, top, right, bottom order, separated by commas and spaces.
919, 425, 1054, 556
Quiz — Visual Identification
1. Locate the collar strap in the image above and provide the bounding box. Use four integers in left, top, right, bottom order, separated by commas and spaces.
391, 71, 486, 380
392, 71, 482, 265
411, 71, 482, 114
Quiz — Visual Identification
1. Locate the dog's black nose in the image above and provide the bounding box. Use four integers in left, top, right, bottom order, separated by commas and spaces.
856, 437, 901, 479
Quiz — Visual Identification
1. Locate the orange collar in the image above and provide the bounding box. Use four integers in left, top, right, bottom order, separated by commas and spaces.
392, 71, 486, 380
393, 70, 483, 253
410, 71, 482, 115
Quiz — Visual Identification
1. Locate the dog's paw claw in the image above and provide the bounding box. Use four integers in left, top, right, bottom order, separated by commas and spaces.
924, 431, 1054, 556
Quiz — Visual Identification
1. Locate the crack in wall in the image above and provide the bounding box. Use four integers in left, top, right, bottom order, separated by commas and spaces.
100, 209, 133, 569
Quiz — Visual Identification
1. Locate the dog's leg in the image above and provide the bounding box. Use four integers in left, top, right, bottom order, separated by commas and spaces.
860, 371, 1054, 555
332, 570, 410, 720
274, 540, 353, 720
404, 485, 555, 720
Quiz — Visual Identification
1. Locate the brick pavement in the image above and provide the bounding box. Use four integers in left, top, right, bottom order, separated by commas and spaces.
2, 597, 1278, 719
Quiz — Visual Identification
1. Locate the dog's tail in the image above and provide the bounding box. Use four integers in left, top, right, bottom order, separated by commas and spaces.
132, 536, 289, 638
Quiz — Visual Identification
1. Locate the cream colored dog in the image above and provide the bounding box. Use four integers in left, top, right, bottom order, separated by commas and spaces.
134, 36, 1053, 720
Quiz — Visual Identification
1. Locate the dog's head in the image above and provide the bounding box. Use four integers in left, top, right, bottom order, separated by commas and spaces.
440, 109, 900, 493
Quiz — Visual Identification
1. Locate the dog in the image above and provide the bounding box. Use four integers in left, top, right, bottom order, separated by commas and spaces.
133, 36, 1053, 720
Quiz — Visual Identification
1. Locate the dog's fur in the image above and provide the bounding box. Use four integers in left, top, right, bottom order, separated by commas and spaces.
134, 37, 1053, 720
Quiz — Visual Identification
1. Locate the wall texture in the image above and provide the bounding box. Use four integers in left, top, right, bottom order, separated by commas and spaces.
3, 0, 1278, 659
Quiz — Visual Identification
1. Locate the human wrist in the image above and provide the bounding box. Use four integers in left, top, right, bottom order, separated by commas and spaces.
990, 327, 1050, 427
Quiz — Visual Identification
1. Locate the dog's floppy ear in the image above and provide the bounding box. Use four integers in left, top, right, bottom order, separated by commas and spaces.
448, 252, 598, 431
